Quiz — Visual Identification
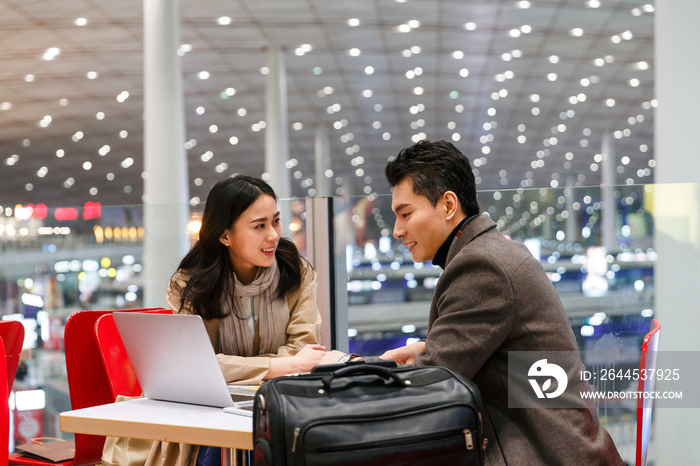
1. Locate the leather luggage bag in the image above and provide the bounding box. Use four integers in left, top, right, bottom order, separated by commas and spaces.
253, 364, 485, 466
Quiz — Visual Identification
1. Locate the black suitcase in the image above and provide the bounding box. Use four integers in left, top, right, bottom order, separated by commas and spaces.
253, 363, 485, 466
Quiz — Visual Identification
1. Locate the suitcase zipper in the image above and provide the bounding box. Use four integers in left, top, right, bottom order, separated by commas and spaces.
292, 402, 479, 463
464, 428, 474, 450
291, 427, 300, 452
313, 428, 468, 454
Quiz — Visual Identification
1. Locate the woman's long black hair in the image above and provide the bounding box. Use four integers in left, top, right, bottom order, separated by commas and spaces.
175, 175, 302, 320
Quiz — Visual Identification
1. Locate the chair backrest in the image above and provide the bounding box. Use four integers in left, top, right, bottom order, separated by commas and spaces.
64, 308, 165, 466
94, 309, 173, 401
635, 318, 660, 466
0, 320, 25, 394
0, 338, 8, 466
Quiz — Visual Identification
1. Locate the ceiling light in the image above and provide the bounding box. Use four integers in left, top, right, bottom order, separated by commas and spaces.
43, 47, 60, 60
413, 87, 424, 95
260, 67, 270, 75
611, 35, 621, 43
405, 70, 415, 79
606, 99, 616, 107
547, 73, 557, 81
83, 162, 92, 170
25, 74, 34, 82
581, 78, 590, 86
502, 53, 512, 61
87, 71, 98, 79
408, 20, 420, 28
532, 107, 540, 115
75, 18, 87, 26
629, 78, 640, 87
363, 89, 373, 97
365, 66, 374, 74
398, 24, 411, 33
96, 112, 105, 120
120, 131, 128, 138
198, 71, 210, 80
643, 4, 654, 13
530, 94, 540, 103
635, 61, 649, 70
217, 16, 231, 25
453, 51, 464, 59
459, 68, 469, 77
549, 55, 559, 64
411, 46, 421, 54
631, 7, 642, 16
594, 58, 604, 66
374, 104, 383, 112
586, 0, 600, 7
349, 48, 361, 56
622, 30, 633, 40
348, 18, 360, 27
504, 70, 514, 79
229, 136, 239, 145
521, 25, 532, 33
509, 29, 521, 37
237, 108, 247, 116
570, 28, 584, 37
0, 102, 10, 110
465, 22, 476, 30
196, 106, 205, 115
517, 1, 531, 8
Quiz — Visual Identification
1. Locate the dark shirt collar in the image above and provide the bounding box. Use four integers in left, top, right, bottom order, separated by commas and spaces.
431, 215, 475, 269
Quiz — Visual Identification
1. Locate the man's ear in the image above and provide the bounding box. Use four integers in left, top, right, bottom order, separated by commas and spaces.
443, 191, 460, 221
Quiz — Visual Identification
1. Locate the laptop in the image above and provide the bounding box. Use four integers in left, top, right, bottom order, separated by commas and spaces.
112, 312, 255, 409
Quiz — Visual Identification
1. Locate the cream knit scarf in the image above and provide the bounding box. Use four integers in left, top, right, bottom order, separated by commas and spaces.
219, 261, 290, 357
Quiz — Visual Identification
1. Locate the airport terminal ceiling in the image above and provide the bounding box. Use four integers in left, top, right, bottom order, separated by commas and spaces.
0, 0, 654, 207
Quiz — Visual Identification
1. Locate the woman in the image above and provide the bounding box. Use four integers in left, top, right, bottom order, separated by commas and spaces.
166, 174, 324, 383
147, 175, 323, 466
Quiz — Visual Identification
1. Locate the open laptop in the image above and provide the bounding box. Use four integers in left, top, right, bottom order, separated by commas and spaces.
112, 312, 255, 409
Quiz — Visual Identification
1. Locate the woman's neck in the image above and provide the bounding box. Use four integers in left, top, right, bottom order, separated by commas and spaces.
233, 264, 258, 285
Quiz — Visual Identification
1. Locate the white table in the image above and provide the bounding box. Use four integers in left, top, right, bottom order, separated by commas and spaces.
60, 398, 253, 464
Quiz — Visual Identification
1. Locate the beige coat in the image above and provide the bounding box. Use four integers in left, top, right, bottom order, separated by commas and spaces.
145, 259, 320, 466
415, 215, 624, 466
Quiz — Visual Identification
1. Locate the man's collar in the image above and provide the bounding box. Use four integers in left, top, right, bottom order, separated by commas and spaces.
431, 215, 473, 269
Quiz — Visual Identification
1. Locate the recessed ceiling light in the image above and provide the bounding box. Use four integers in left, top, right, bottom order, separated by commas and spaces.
509, 29, 521, 37
1, 102, 11, 111
606, 98, 616, 107
348, 18, 360, 27
217, 16, 231, 25
520, 25, 531, 34
453, 51, 464, 59
87, 71, 98, 79
464, 22, 476, 31
549, 55, 559, 64
398, 24, 411, 33
120, 131, 128, 138
570, 28, 584, 37
408, 20, 420, 28
83, 161, 92, 170
411, 46, 421, 54
349, 48, 361, 56
363, 89, 373, 98
25, 74, 35, 82
365, 66, 374, 74
517, 1, 531, 8
75, 18, 87, 26
547, 73, 557, 81
459, 68, 469, 77
198, 71, 209, 80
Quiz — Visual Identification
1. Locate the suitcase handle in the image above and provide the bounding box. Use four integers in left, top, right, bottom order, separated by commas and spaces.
321, 365, 407, 391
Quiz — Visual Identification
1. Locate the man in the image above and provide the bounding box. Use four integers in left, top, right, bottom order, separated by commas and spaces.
379, 140, 623, 465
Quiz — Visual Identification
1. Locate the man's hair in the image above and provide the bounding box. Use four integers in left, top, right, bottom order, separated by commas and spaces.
385, 140, 480, 217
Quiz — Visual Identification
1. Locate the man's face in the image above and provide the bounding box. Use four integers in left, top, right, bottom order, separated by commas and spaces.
391, 179, 455, 263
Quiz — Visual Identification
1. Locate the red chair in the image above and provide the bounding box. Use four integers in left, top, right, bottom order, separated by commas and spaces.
8, 308, 165, 466
0, 338, 9, 466
635, 318, 660, 466
94, 309, 172, 401
0, 321, 25, 394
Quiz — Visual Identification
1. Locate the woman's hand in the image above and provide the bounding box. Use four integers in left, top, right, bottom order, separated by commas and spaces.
318, 350, 347, 366
290, 344, 327, 372
266, 344, 326, 379
380, 341, 426, 365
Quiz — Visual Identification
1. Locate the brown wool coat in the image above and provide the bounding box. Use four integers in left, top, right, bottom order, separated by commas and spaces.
415, 215, 624, 466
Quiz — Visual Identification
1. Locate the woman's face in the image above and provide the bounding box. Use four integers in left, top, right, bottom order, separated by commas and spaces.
219, 194, 281, 277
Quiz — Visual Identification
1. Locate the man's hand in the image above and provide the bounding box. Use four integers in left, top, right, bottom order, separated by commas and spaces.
318, 350, 347, 365
380, 341, 426, 365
